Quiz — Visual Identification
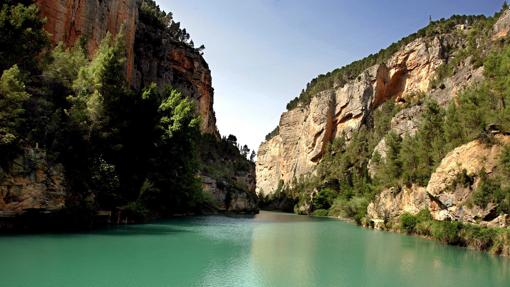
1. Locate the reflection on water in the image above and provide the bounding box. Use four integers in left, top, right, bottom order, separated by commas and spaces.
0, 211, 508, 287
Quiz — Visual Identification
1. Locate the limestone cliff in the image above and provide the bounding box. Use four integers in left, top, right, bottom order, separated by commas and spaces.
257, 10, 509, 196
257, 9, 510, 237
36, 0, 218, 135
257, 36, 448, 195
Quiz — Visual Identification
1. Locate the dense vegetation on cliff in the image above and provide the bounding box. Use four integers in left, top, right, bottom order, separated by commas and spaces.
0, 0, 253, 224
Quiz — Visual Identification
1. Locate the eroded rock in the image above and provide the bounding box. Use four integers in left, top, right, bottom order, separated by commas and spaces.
0, 149, 66, 217
427, 135, 510, 224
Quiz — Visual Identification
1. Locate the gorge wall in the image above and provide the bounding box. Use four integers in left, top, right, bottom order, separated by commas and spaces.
0, 0, 258, 220
257, 9, 510, 233
36, 0, 218, 135
257, 36, 447, 195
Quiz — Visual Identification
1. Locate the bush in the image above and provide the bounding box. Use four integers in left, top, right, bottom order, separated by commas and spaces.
400, 213, 418, 233
430, 221, 463, 244
329, 196, 370, 224
312, 209, 329, 217
460, 224, 498, 251
471, 170, 502, 208
312, 188, 337, 210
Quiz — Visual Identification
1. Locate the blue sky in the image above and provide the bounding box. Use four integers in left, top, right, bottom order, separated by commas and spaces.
160, 0, 503, 152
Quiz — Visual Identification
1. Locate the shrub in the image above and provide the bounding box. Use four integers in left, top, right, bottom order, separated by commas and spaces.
400, 213, 418, 233
471, 170, 501, 208
430, 221, 463, 244
312, 209, 329, 217
312, 188, 337, 210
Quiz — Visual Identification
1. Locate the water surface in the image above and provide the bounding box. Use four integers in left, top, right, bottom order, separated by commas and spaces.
0, 211, 509, 287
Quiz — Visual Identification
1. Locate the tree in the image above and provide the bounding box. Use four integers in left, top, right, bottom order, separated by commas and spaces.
0, 65, 29, 146
378, 132, 402, 186
158, 88, 200, 141
413, 101, 446, 183
250, 151, 256, 162
240, 144, 250, 158
69, 31, 127, 132
226, 134, 238, 148
0, 1, 48, 72
399, 136, 421, 184
43, 42, 88, 89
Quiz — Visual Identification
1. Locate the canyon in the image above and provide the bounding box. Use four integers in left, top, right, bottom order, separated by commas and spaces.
0, 0, 257, 221
257, 8, 510, 235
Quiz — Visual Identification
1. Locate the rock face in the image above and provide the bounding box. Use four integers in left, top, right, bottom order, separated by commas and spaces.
36, 0, 218, 135
36, 0, 138, 83
201, 172, 259, 213
0, 149, 66, 216
427, 135, 510, 223
493, 9, 510, 40
366, 135, 510, 228
134, 19, 218, 135
257, 36, 446, 195
367, 185, 429, 225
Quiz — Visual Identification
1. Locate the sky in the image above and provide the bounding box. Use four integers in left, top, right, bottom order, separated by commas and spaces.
160, 0, 504, 153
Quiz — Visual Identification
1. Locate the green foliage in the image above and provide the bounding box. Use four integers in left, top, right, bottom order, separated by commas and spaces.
402, 208, 510, 253
68, 32, 128, 130
373, 101, 448, 186
329, 196, 370, 224
138, 0, 199, 49
377, 132, 402, 187
471, 170, 507, 211
159, 88, 201, 140
372, 100, 400, 141
500, 145, 510, 174
265, 126, 279, 141
0, 0, 48, 71
312, 209, 329, 217
139, 0, 171, 28
430, 220, 462, 244
0, 1, 235, 222
400, 213, 418, 233
312, 188, 337, 210
43, 43, 88, 89
0, 65, 29, 145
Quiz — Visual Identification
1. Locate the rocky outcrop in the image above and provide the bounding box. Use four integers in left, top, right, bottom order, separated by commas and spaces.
367, 185, 429, 227
201, 172, 258, 213
0, 148, 66, 216
427, 135, 510, 224
36, 0, 218, 135
493, 9, 510, 40
367, 135, 510, 228
386, 37, 444, 103
257, 36, 446, 195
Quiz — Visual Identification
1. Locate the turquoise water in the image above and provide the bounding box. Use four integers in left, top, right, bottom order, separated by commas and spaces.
0, 211, 509, 287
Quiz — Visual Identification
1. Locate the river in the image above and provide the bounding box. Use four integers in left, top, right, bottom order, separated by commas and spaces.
0, 211, 508, 287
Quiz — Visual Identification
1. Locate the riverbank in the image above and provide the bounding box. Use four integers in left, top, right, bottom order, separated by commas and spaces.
310, 210, 510, 257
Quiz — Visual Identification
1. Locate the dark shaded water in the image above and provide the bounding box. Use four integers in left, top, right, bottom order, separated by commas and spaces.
0, 211, 509, 286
